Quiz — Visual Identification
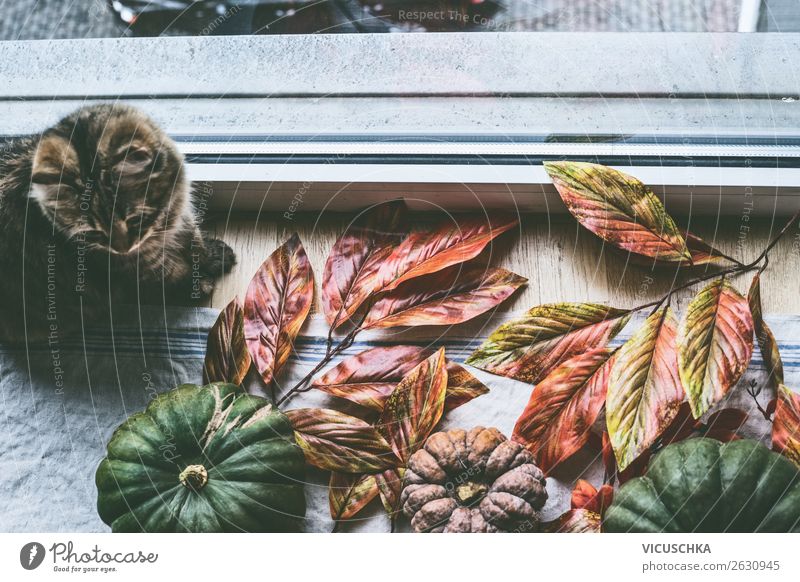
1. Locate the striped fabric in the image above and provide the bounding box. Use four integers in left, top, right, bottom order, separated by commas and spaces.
0, 306, 796, 532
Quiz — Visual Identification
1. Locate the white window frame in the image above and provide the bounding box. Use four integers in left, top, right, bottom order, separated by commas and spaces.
2, 32, 800, 215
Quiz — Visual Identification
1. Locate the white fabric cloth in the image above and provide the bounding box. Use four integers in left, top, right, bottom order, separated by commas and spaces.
1, 306, 797, 532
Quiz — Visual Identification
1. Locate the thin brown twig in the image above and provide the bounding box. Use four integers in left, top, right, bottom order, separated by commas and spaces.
631, 210, 800, 315
276, 297, 376, 408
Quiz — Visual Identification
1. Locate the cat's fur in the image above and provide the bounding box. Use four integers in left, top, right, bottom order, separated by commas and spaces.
0, 104, 234, 340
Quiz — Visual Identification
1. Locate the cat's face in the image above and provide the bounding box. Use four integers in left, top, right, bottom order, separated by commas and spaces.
29, 104, 189, 256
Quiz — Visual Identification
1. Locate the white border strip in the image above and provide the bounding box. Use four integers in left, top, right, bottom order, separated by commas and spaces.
177, 141, 800, 159
186, 163, 800, 188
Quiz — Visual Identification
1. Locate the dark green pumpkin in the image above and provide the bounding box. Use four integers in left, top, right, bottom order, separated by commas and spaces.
96, 383, 306, 532
604, 438, 800, 533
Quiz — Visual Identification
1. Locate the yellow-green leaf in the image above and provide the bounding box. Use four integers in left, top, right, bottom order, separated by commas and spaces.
466, 302, 630, 384
329, 473, 379, 520
607, 307, 685, 471
773, 385, 800, 467
544, 161, 690, 262
287, 408, 398, 473
679, 279, 754, 419
378, 348, 448, 463
748, 273, 784, 386
203, 297, 251, 386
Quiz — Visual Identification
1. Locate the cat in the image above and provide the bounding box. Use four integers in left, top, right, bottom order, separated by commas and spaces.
0, 103, 235, 340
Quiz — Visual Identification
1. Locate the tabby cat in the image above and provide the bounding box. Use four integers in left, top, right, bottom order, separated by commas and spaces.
0, 104, 235, 340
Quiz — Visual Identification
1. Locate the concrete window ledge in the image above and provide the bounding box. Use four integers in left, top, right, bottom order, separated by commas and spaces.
1, 32, 799, 215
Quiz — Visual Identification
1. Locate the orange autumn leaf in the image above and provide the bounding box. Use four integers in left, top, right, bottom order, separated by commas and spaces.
244, 233, 314, 385
312, 345, 488, 412
376, 214, 517, 292
377, 348, 448, 463
544, 161, 690, 262
679, 279, 754, 419
322, 200, 407, 329
363, 265, 526, 330
513, 348, 613, 474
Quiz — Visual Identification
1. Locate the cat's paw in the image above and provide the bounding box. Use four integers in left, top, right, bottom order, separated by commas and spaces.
203, 239, 236, 277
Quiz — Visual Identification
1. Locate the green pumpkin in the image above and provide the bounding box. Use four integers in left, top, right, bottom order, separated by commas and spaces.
96, 383, 306, 532
604, 438, 800, 533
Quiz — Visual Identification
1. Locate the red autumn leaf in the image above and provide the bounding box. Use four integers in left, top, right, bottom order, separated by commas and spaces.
363, 265, 526, 330
571, 480, 614, 516
244, 233, 314, 385
312, 345, 488, 412
622, 231, 731, 268
606, 307, 686, 471
374, 467, 405, 517
766, 398, 778, 419
376, 214, 517, 292
704, 408, 748, 433
772, 385, 800, 467
570, 479, 597, 510
748, 273, 784, 387
704, 429, 739, 443
512, 348, 613, 474
378, 348, 448, 463
543, 509, 602, 533
679, 279, 754, 419
681, 231, 730, 266
329, 473, 379, 521
467, 302, 630, 384
203, 297, 251, 386
544, 161, 691, 262
322, 200, 407, 329
286, 408, 398, 473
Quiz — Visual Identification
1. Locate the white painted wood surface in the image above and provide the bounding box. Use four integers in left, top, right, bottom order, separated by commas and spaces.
207, 213, 800, 315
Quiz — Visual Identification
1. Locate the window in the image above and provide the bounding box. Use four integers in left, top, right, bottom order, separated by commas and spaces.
1, 2, 797, 218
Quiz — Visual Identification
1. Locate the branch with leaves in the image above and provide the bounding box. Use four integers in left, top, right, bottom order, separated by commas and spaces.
202, 202, 525, 528
466, 161, 800, 529
202, 160, 800, 532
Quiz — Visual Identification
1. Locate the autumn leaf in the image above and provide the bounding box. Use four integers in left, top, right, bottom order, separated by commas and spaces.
329, 473, 379, 520
312, 345, 488, 412
378, 348, 448, 463
322, 200, 407, 329
543, 509, 601, 533
748, 273, 784, 386
544, 161, 690, 262
679, 279, 754, 419
682, 231, 729, 266
570, 480, 614, 516
363, 265, 526, 330
466, 302, 630, 384
624, 231, 729, 268
512, 348, 612, 474
376, 214, 517, 292
443, 364, 490, 410
203, 297, 251, 386
607, 307, 685, 471
374, 467, 405, 517
773, 385, 800, 467
286, 408, 398, 473
244, 233, 314, 385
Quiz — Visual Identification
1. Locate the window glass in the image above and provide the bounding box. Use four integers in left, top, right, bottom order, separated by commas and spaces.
0, 0, 759, 40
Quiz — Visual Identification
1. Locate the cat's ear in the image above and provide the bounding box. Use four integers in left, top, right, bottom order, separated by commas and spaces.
30, 134, 80, 204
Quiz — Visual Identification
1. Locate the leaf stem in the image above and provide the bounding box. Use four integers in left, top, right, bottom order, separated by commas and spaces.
276, 301, 374, 408
631, 210, 800, 315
